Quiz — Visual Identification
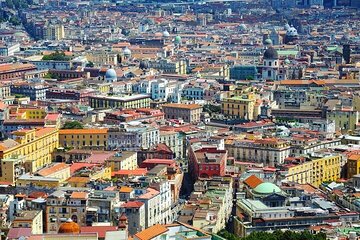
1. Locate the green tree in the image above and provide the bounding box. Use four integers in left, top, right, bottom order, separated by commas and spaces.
42, 51, 71, 61
203, 104, 221, 114
9, 16, 21, 26
86, 61, 94, 68
43, 72, 56, 79
62, 121, 84, 129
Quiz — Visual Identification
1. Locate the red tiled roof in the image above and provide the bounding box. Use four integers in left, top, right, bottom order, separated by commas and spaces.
243, 175, 263, 189
70, 163, 99, 174
80, 226, 118, 238
121, 201, 144, 208
111, 168, 147, 177
142, 159, 175, 165
7, 228, 32, 239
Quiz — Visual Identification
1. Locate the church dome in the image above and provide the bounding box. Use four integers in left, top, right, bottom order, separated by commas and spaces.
286, 26, 298, 37
263, 47, 278, 59
163, 30, 170, 37
105, 68, 117, 80
253, 182, 281, 195
123, 47, 131, 56
284, 58, 291, 64
264, 38, 273, 46
58, 219, 80, 234
174, 36, 182, 44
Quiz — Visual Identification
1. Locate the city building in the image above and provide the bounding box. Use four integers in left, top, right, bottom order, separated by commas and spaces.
107, 124, 159, 151
221, 92, 257, 120
0, 128, 59, 180
12, 210, 43, 234
162, 103, 203, 123
89, 95, 151, 110
59, 129, 108, 150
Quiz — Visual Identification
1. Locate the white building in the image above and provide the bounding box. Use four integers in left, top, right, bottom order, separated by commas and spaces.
108, 123, 160, 151
133, 79, 182, 103
226, 138, 291, 166
0, 43, 20, 56
160, 131, 184, 159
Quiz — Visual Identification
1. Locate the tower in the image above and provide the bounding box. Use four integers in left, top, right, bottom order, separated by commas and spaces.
262, 47, 279, 81
118, 213, 128, 232
343, 44, 351, 64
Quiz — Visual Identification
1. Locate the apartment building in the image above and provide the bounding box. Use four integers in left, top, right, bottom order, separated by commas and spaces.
107, 124, 159, 151
221, 92, 257, 120
12, 210, 43, 234
46, 191, 88, 233
226, 138, 291, 166
162, 103, 203, 123
0, 128, 59, 182
282, 154, 341, 187
89, 94, 151, 110
59, 129, 108, 150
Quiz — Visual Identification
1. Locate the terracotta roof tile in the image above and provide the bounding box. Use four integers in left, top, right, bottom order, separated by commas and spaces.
134, 224, 168, 240
70, 192, 88, 199
243, 175, 263, 189
121, 201, 144, 208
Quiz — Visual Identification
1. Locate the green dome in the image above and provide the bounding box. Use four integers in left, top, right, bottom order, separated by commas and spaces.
253, 182, 281, 195
264, 38, 273, 45
174, 36, 182, 44
284, 58, 291, 64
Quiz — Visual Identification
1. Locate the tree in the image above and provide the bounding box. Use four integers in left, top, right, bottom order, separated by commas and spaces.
203, 104, 221, 114
62, 121, 84, 129
42, 51, 71, 61
86, 61, 94, 67
43, 72, 56, 79
217, 230, 326, 240
241, 230, 326, 240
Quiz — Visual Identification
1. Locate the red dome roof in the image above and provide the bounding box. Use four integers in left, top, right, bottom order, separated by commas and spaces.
58, 219, 80, 234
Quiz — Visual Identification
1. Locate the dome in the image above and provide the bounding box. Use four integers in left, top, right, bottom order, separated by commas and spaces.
284, 23, 291, 31
264, 38, 273, 45
284, 58, 291, 64
174, 36, 182, 44
58, 219, 80, 234
105, 68, 117, 80
123, 47, 131, 56
253, 182, 281, 195
286, 26, 298, 37
263, 47, 278, 59
163, 30, 170, 37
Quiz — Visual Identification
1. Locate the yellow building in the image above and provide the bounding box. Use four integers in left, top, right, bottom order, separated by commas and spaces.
106, 151, 138, 172
12, 210, 43, 234
14, 107, 46, 120
59, 129, 108, 150
85, 52, 118, 66
89, 166, 111, 180
0, 128, 59, 182
67, 177, 90, 187
285, 155, 341, 187
284, 159, 313, 184
16, 174, 61, 188
36, 163, 70, 183
44, 24, 65, 41
347, 154, 360, 179
326, 108, 359, 133
221, 93, 257, 120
